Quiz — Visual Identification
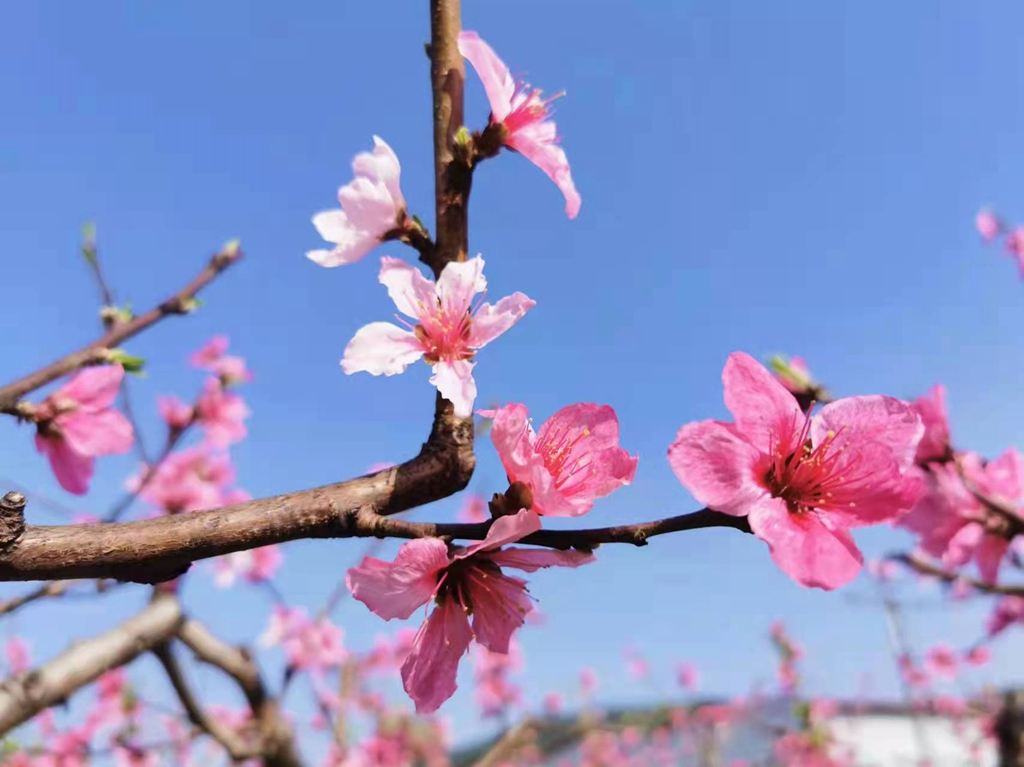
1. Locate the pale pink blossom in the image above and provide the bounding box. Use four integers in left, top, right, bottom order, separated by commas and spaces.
191, 336, 229, 368
157, 395, 194, 430
773, 732, 847, 767
279, 614, 346, 672
900, 450, 1022, 583
677, 662, 700, 691
259, 605, 309, 648
457, 31, 581, 218
195, 378, 250, 447
669, 353, 924, 590
307, 136, 408, 267
913, 385, 952, 465
113, 748, 159, 767
624, 647, 649, 681
472, 642, 522, 718
211, 355, 252, 385
898, 654, 930, 689
963, 646, 991, 666
213, 545, 284, 588
866, 559, 898, 582
924, 644, 959, 680
579, 667, 598, 696
987, 595, 1024, 637
342, 256, 534, 416
134, 446, 236, 514
33, 365, 134, 494
976, 209, 1002, 240
486, 402, 638, 517
932, 694, 967, 717
5, 638, 30, 674
458, 494, 489, 523
1006, 226, 1024, 275
543, 691, 563, 716
346, 509, 593, 712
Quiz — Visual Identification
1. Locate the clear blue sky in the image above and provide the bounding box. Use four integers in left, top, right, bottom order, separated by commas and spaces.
1, 0, 1023, 756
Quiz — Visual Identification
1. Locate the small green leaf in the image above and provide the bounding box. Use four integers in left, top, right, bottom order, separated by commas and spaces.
105, 348, 146, 374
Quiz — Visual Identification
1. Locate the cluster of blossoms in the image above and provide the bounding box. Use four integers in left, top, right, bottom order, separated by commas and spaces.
976, 207, 1024, 276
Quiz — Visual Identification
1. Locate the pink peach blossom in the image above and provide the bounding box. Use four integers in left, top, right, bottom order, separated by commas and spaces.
5, 638, 30, 674
987, 595, 1024, 637
342, 256, 534, 416
486, 402, 638, 517
963, 646, 991, 666
284, 617, 347, 672
135, 446, 236, 514
924, 644, 959, 680
457, 494, 489, 523
195, 377, 250, 447
190, 336, 252, 384
976, 209, 1002, 240
33, 365, 134, 494
213, 545, 284, 588
677, 662, 700, 691
157, 395, 194, 430
669, 353, 923, 590
543, 691, 564, 716
1006, 226, 1024, 275
579, 667, 598, 696
913, 384, 952, 465
346, 509, 593, 713
457, 31, 581, 219
191, 336, 229, 368
866, 559, 898, 582
307, 136, 408, 267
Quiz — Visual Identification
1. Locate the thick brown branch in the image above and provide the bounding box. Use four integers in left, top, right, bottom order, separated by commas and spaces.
0, 244, 241, 412
891, 553, 1024, 597
0, 593, 183, 736
153, 642, 260, 761
178, 620, 302, 767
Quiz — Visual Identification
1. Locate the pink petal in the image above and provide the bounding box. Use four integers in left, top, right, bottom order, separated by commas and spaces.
813, 395, 924, 472
488, 546, 595, 572
60, 365, 124, 410
430, 359, 477, 417
976, 534, 1009, 584
352, 136, 405, 210
913, 385, 951, 464
461, 509, 542, 558
401, 597, 473, 714
748, 498, 864, 590
468, 292, 536, 349
306, 210, 378, 267
341, 322, 424, 376
464, 568, 531, 654
34, 434, 94, 495
943, 521, 985, 569
968, 447, 1024, 505
436, 256, 487, 318
976, 209, 1001, 240
378, 256, 438, 320
812, 441, 923, 527
346, 538, 450, 621
506, 122, 581, 219
667, 419, 765, 515
722, 353, 803, 453
191, 336, 229, 368
338, 176, 400, 233
456, 31, 515, 122
488, 403, 538, 482
60, 410, 134, 457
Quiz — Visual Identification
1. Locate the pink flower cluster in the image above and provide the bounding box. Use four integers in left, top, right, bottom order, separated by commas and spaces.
976, 207, 1024, 277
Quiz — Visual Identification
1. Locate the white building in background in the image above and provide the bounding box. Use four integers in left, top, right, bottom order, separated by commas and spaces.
831, 712, 995, 767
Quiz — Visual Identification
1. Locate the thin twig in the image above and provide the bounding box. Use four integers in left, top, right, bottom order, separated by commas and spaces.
890, 552, 1024, 597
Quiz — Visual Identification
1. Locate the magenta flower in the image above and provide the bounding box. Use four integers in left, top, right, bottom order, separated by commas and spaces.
33, 365, 134, 495
924, 644, 959, 680
194, 378, 250, 448
987, 596, 1024, 637
912, 384, 951, 465
346, 509, 593, 713
307, 136, 408, 267
486, 403, 638, 517
342, 256, 534, 417
669, 353, 924, 590
457, 31, 581, 219
976, 209, 1002, 241
213, 545, 283, 589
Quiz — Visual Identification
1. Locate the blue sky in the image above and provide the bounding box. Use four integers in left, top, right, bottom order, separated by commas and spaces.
1, 0, 1023, 756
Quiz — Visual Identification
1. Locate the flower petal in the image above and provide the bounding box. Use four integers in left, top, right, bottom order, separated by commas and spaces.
488, 546, 595, 572
748, 498, 864, 590
60, 365, 124, 411
813, 395, 924, 473
341, 322, 424, 376
307, 210, 378, 267
60, 410, 134, 457
401, 597, 473, 714
430, 359, 477, 417
378, 256, 439, 320
460, 509, 542, 559
436, 256, 487, 318
352, 136, 405, 210
506, 122, 581, 219
457, 31, 515, 122
722, 352, 803, 453
668, 420, 765, 516
488, 403, 537, 482
468, 292, 536, 349
34, 434, 94, 495
347, 539, 449, 621
976, 535, 1010, 584
464, 568, 531, 654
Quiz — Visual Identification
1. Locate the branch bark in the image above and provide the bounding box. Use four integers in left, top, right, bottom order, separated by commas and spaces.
0, 245, 241, 412
0, 593, 183, 736
890, 552, 1024, 597
178, 619, 302, 767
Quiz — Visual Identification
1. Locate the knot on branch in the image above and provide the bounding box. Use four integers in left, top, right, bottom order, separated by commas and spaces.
0, 493, 26, 550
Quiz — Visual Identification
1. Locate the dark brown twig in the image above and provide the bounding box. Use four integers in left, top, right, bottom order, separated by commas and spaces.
890, 552, 1024, 597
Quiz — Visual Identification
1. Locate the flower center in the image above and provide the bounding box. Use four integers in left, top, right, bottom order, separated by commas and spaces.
501, 83, 564, 135
540, 425, 592, 489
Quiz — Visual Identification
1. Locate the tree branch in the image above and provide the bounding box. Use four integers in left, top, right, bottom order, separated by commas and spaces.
152, 642, 261, 762
0, 592, 183, 736
178, 619, 303, 767
890, 552, 1024, 597
0, 244, 242, 413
